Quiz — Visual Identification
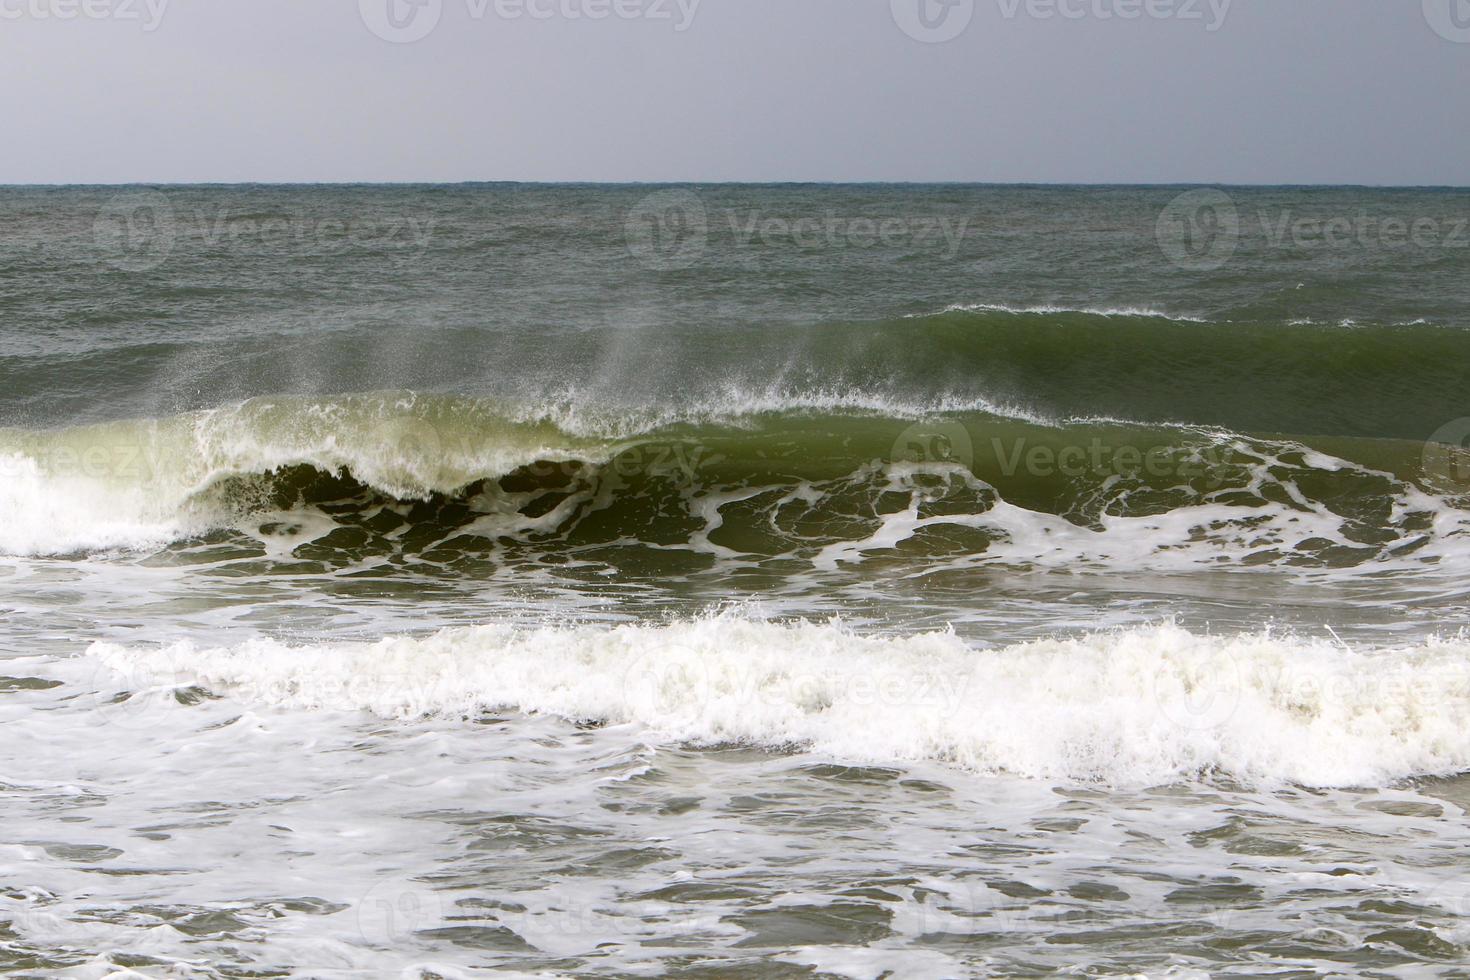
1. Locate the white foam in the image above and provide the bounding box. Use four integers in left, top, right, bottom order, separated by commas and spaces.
508, 383, 1050, 436
0, 452, 196, 556
87, 618, 1470, 789
918, 303, 1211, 323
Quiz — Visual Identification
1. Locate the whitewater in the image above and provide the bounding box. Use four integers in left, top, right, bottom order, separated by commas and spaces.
80, 617, 1470, 788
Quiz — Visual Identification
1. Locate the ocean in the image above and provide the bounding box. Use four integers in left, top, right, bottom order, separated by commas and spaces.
2, 182, 1470, 976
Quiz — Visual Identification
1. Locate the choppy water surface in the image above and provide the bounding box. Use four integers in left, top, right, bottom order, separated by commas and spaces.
2, 184, 1469, 976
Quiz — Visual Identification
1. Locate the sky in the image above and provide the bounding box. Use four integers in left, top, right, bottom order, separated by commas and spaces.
2, 0, 1468, 185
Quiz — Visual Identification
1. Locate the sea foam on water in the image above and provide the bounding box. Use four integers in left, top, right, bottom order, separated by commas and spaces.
88, 617, 1470, 789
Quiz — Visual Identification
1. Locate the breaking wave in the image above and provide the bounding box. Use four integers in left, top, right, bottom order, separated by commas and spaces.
86, 617, 1470, 788
0, 391, 1466, 579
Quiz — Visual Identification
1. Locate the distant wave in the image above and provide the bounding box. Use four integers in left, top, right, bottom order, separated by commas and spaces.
87, 617, 1470, 788
910, 303, 1212, 323
5, 304, 1466, 445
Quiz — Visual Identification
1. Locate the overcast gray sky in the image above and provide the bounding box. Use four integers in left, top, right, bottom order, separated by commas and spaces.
2, 0, 1467, 184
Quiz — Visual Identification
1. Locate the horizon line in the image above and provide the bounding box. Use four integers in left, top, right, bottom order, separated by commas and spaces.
3, 179, 1469, 190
